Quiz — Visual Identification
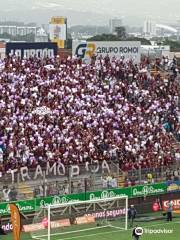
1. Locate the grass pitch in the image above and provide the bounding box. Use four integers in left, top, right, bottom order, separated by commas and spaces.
2, 215, 180, 240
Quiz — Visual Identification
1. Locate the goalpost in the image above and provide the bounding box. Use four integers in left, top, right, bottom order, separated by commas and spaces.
31, 195, 128, 240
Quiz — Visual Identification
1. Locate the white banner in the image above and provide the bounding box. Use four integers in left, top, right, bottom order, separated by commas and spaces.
49, 24, 66, 40
73, 41, 141, 63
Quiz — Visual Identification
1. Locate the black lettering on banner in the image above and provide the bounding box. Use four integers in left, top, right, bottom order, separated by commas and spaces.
102, 47, 106, 54
124, 47, 128, 53
119, 46, 139, 54
128, 47, 132, 53
109, 47, 113, 53
114, 47, 118, 53
75, 44, 87, 58
133, 47, 138, 53
119, 47, 124, 53
96, 47, 101, 54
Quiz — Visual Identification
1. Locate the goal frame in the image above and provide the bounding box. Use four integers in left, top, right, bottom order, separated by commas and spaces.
45, 195, 128, 240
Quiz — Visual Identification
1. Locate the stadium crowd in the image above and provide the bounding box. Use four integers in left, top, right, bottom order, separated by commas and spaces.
0, 55, 179, 174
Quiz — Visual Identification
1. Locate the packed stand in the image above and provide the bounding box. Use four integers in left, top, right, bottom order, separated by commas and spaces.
0, 55, 179, 175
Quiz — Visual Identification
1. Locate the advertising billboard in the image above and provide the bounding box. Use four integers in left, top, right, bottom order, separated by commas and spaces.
166, 181, 180, 193
23, 219, 70, 233
0, 183, 167, 216
6, 42, 58, 58
49, 17, 67, 49
162, 199, 180, 211
73, 41, 141, 63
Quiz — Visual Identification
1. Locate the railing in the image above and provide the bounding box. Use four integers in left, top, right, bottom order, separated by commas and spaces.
0, 163, 179, 203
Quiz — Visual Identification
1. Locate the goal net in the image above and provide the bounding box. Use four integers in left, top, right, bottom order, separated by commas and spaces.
31, 196, 128, 240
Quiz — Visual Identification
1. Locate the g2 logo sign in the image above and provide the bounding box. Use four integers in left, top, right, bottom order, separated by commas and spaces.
75, 43, 96, 58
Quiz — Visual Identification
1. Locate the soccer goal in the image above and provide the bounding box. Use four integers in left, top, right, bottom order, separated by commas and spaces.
31, 196, 128, 240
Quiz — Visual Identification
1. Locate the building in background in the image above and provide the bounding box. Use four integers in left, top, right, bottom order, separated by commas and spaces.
16, 26, 36, 36
0, 25, 37, 36
35, 28, 48, 42
49, 17, 67, 48
109, 18, 123, 34
141, 45, 170, 58
143, 20, 156, 37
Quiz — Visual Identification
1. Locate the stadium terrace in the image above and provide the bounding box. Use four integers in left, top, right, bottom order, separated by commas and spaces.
0, 55, 179, 176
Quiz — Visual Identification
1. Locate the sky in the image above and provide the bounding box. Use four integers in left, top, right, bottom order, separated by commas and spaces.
0, 0, 179, 26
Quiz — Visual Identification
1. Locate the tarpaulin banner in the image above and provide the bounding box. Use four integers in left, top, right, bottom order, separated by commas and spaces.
166, 180, 180, 193
6, 42, 58, 58
73, 41, 141, 63
0, 183, 167, 216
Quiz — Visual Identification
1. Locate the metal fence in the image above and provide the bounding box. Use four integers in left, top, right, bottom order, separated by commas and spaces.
0, 162, 179, 203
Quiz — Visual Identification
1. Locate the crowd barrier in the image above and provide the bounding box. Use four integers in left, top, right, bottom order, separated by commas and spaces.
0, 163, 178, 203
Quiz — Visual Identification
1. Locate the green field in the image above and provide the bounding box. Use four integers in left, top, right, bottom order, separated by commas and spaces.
2, 217, 180, 240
